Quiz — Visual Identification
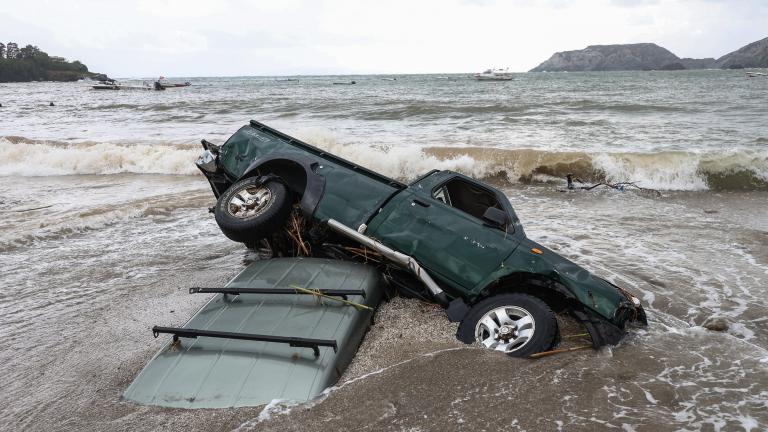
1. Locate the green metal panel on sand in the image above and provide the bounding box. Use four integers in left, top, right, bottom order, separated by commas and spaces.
123, 258, 385, 409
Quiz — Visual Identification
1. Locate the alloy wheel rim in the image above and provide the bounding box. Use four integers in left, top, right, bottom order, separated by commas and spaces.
227, 185, 272, 219
474, 305, 536, 353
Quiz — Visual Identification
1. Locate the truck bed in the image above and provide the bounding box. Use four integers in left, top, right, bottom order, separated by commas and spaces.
215, 120, 406, 228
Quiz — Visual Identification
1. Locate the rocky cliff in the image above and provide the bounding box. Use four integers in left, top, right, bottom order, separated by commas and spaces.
530, 37, 768, 72
715, 36, 768, 69
530, 43, 680, 72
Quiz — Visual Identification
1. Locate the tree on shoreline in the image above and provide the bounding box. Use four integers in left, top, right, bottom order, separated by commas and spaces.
5, 42, 19, 59
0, 42, 97, 82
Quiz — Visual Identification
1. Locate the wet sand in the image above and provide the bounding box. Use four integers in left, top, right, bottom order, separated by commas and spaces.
2, 178, 767, 431
249, 333, 768, 432
3, 72, 768, 431
2, 262, 256, 431
0, 265, 587, 432
11, 282, 763, 432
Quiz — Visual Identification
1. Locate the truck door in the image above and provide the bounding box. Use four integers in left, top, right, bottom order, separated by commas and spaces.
368, 176, 519, 290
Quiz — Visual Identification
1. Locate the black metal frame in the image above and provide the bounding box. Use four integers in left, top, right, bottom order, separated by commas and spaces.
152, 326, 338, 357
189, 286, 366, 300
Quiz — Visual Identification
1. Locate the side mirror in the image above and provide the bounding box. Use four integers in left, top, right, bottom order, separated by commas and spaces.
482, 207, 508, 228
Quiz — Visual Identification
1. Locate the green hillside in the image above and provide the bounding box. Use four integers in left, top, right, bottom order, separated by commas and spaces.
0, 42, 106, 82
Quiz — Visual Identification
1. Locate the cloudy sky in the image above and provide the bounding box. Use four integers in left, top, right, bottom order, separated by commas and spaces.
2, 0, 766, 76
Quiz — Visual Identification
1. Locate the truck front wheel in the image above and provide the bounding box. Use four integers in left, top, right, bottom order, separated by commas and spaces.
457, 293, 557, 357
214, 176, 292, 245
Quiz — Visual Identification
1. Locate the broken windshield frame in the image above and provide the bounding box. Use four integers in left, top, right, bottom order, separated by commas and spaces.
408, 169, 440, 186
429, 175, 513, 234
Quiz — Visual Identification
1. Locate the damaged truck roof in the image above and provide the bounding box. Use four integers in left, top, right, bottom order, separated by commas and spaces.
124, 258, 384, 408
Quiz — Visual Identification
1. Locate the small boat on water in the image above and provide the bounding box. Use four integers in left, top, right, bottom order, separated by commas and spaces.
91, 77, 192, 91
91, 81, 119, 90
92, 79, 153, 90
473, 68, 514, 81
746, 71, 767, 78
157, 76, 192, 88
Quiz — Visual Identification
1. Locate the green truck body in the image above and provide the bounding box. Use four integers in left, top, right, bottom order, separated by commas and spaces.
197, 120, 647, 348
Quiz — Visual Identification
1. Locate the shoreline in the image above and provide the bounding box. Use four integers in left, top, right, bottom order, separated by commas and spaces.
2, 182, 766, 430
2, 70, 767, 430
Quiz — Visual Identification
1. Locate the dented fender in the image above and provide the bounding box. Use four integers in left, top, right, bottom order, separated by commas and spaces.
474, 238, 647, 345
241, 153, 326, 217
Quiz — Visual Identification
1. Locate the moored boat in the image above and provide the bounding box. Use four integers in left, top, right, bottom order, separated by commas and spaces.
156, 76, 192, 88
91, 80, 119, 90
91, 80, 153, 90
473, 68, 514, 81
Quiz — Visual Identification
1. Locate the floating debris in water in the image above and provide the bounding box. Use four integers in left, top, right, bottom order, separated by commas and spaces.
702, 316, 730, 332
561, 173, 662, 196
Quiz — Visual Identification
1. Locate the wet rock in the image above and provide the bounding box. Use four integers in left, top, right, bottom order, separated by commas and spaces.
702, 316, 729, 332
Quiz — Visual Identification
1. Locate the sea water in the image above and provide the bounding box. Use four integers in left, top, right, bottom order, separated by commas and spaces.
0, 71, 766, 431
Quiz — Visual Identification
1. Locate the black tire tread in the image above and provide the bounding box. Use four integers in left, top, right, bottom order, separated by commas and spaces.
214, 177, 292, 244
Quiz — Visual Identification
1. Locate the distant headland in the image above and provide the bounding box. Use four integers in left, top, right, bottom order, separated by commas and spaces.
0, 42, 109, 83
530, 36, 768, 72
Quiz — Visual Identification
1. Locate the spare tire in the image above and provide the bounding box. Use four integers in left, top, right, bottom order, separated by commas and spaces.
214, 176, 292, 244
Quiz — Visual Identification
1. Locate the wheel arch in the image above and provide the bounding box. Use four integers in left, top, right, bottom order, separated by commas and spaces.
478, 272, 577, 315
241, 153, 326, 217
478, 272, 627, 348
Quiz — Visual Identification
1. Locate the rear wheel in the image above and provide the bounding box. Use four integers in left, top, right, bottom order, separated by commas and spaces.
457, 293, 557, 357
214, 177, 292, 244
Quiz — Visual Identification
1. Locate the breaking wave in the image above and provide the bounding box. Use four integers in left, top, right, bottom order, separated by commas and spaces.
424, 147, 768, 191
3, 134, 767, 191
0, 137, 200, 176
298, 131, 768, 191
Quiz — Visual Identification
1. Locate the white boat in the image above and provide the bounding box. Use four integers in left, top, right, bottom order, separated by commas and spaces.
91, 81, 119, 90
156, 78, 192, 88
92, 80, 153, 90
155, 75, 192, 90
746, 72, 767, 78
473, 68, 514, 81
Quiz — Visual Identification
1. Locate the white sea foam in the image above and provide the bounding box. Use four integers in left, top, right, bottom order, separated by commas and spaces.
296, 129, 768, 191
295, 129, 491, 179
0, 138, 200, 176
4, 133, 768, 191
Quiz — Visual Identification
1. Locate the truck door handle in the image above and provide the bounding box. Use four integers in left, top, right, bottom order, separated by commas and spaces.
412, 199, 431, 207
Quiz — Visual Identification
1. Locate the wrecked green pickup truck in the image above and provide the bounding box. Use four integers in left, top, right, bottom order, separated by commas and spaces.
196, 120, 647, 357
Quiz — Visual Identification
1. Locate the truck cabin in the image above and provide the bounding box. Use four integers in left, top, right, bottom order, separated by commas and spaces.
410, 170, 521, 234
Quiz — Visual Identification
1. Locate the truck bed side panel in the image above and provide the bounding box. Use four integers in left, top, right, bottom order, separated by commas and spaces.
218, 124, 402, 227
